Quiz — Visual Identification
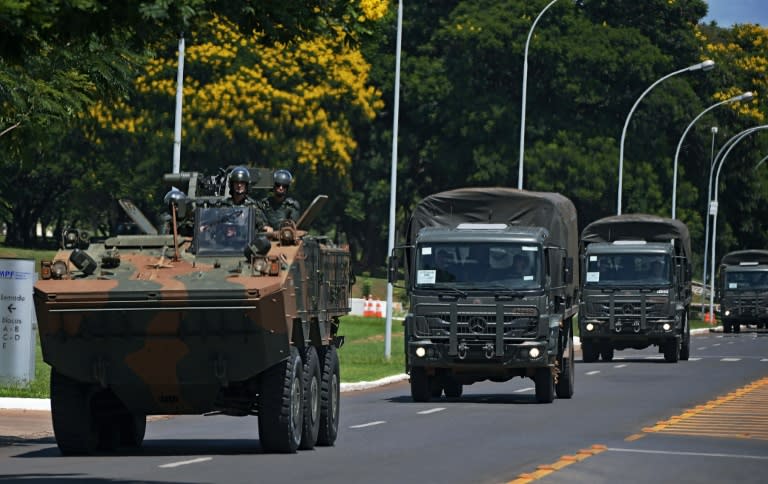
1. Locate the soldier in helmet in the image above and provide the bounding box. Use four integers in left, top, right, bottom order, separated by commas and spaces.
256, 169, 301, 232
224, 166, 258, 207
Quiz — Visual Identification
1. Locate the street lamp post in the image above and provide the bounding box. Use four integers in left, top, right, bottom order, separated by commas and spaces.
518, 0, 560, 190
616, 59, 715, 215
701, 126, 717, 313
708, 125, 768, 322
384, 0, 403, 359
671, 91, 753, 219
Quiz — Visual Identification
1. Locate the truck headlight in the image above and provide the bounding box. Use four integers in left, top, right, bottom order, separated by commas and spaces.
662, 323, 671, 331
724, 310, 730, 316
585, 323, 595, 332
415, 347, 427, 358
528, 348, 540, 359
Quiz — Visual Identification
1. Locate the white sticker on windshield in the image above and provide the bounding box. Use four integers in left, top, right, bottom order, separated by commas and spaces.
417, 269, 437, 284
589, 256, 597, 262
524, 275, 534, 281
421, 247, 432, 255
729, 282, 737, 289
586, 272, 600, 282
522, 246, 538, 252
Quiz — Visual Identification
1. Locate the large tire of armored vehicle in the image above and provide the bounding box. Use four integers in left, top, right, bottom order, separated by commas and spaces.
258, 347, 304, 453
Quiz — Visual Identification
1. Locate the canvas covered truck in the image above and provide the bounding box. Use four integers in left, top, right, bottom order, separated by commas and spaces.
579, 214, 692, 363
717, 249, 768, 333
388, 188, 579, 403
33, 167, 351, 455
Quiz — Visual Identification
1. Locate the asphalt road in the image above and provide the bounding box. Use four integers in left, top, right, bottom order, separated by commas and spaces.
1, 329, 766, 484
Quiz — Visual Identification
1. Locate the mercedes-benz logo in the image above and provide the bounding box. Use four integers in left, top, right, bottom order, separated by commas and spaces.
622, 303, 635, 315
469, 317, 487, 333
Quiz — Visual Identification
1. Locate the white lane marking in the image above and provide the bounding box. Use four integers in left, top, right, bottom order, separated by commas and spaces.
712, 343, 721, 346
350, 420, 386, 429
721, 357, 741, 362
697, 347, 707, 350
159, 457, 212, 468
586, 370, 600, 375
514, 387, 534, 393
614, 357, 626, 360
418, 407, 446, 415
761, 358, 768, 362
614, 364, 627, 368
644, 356, 664, 360
688, 357, 702, 361
608, 447, 768, 461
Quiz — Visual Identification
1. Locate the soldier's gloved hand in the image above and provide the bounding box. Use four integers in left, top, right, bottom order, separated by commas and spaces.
263, 226, 274, 233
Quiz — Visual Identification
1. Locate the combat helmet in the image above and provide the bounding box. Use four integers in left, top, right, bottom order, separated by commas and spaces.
229, 166, 251, 195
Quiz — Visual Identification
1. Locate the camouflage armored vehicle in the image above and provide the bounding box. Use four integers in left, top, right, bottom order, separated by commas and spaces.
717, 249, 768, 333
389, 188, 579, 403
33, 167, 351, 455
579, 214, 692, 363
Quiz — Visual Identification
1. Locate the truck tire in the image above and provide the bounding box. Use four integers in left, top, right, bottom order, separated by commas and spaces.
410, 367, 432, 402
582, 340, 599, 363
663, 341, 680, 363
51, 370, 99, 455
534, 367, 555, 403
679, 316, 691, 361
258, 346, 303, 453
556, 329, 575, 399
600, 344, 614, 362
317, 345, 340, 446
443, 377, 463, 398
299, 346, 321, 450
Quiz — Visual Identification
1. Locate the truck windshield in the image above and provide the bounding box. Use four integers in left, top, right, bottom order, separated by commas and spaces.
724, 270, 768, 290
585, 253, 671, 286
414, 242, 541, 289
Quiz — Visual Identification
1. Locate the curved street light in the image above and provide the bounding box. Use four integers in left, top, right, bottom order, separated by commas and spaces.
518, 0, 560, 190
616, 59, 715, 214
707, 124, 768, 321
671, 91, 753, 219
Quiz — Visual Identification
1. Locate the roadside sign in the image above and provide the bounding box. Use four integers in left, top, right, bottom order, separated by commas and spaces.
0, 258, 36, 387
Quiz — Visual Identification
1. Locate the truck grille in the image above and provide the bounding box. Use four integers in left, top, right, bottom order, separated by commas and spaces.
725, 296, 768, 316
585, 298, 669, 318
415, 308, 538, 338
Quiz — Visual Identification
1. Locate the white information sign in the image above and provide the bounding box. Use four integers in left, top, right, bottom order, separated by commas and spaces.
0, 258, 36, 387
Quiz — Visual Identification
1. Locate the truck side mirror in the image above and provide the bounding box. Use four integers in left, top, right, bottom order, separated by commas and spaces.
387, 255, 399, 284
564, 257, 574, 284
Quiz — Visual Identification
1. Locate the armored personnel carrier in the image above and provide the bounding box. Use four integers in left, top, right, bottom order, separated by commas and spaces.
33, 167, 351, 455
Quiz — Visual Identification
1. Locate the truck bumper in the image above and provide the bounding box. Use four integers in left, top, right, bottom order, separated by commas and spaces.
407, 339, 551, 369
579, 319, 679, 345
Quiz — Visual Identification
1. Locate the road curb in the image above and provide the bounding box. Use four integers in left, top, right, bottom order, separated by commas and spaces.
0, 327, 720, 409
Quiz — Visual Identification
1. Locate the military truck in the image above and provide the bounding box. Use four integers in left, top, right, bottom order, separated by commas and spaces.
717, 249, 768, 333
388, 188, 579, 403
579, 214, 692, 363
33, 167, 351, 455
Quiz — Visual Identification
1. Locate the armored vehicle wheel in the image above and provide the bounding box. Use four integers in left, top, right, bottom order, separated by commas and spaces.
443, 377, 463, 398
582, 341, 599, 363
299, 346, 321, 450
118, 413, 146, 448
556, 327, 575, 399
663, 341, 680, 363
534, 367, 555, 403
258, 346, 304, 453
317, 345, 340, 446
600, 345, 614, 362
680, 316, 691, 361
50, 370, 99, 455
410, 367, 432, 402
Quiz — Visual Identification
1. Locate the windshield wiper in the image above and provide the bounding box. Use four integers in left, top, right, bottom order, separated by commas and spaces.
434, 286, 468, 299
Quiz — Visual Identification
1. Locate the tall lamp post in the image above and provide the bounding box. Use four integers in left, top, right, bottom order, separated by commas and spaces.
671, 91, 753, 219
616, 59, 715, 215
708, 124, 768, 322
701, 126, 717, 312
518, 0, 560, 189
384, 0, 403, 359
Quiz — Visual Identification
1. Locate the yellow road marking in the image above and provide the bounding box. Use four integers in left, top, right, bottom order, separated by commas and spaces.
507, 445, 607, 484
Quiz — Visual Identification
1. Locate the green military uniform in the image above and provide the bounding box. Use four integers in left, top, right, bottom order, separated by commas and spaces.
256, 196, 301, 229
